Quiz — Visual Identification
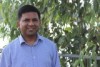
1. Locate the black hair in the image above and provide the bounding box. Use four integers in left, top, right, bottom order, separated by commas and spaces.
18, 5, 40, 20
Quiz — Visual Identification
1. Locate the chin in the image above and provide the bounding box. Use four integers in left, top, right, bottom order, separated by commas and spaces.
27, 33, 37, 36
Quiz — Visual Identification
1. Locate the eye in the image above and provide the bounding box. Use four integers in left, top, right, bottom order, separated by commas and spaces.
23, 19, 30, 23
32, 18, 38, 22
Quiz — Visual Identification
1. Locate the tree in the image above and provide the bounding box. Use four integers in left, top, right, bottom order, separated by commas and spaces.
0, 0, 100, 67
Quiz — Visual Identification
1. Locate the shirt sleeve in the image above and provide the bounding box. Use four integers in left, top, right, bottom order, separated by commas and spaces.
52, 44, 61, 67
0, 47, 12, 67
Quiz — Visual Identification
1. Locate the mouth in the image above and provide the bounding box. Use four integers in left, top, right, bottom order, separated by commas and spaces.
27, 27, 37, 31
26, 26, 38, 33
28, 28, 34, 30
27, 26, 36, 30
26, 28, 36, 35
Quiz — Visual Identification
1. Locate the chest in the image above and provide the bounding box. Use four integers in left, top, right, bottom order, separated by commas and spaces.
11, 44, 53, 67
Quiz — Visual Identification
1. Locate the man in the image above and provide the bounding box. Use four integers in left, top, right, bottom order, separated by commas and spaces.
0, 5, 61, 67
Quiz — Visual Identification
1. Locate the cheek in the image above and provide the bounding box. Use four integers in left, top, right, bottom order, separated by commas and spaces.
19, 24, 26, 31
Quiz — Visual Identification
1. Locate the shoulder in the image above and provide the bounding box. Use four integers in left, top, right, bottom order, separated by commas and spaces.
40, 35, 58, 54
40, 35, 57, 49
40, 35, 56, 45
2, 37, 19, 53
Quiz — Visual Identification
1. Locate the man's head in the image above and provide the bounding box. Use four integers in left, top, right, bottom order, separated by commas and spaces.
17, 5, 41, 37
18, 5, 40, 20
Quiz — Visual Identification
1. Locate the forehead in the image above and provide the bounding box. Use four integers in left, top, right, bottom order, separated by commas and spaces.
21, 12, 39, 19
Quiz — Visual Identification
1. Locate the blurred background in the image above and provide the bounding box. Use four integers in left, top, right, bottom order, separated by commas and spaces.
0, 0, 100, 67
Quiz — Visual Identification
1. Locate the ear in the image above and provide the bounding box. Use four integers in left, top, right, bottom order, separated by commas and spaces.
39, 20, 41, 27
17, 20, 20, 29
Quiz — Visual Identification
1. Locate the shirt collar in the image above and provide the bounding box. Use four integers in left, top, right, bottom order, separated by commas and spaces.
19, 34, 43, 45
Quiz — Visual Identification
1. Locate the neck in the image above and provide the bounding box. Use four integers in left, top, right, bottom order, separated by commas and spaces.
22, 34, 37, 45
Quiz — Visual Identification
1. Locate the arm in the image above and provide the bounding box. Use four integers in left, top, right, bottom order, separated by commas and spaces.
0, 47, 11, 67
52, 44, 61, 67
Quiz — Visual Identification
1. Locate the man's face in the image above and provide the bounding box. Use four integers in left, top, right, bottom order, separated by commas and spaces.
18, 12, 40, 37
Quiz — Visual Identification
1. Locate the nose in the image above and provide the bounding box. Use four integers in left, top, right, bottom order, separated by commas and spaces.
28, 20, 34, 26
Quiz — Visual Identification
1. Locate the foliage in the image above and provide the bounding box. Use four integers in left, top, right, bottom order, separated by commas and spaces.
0, 0, 100, 67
